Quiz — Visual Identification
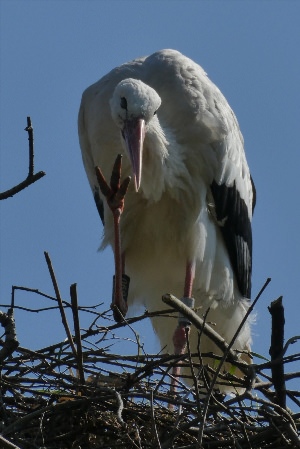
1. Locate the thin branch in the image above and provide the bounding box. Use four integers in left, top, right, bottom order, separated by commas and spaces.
185, 327, 202, 439
0, 172, 45, 200
44, 251, 77, 358
112, 388, 126, 427
11, 285, 70, 307
269, 296, 286, 408
150, 389, 162, 449
0, 117, 45, 200
70, 283, 85, 385
0, 435, 21, 449
25, 116, 34, 176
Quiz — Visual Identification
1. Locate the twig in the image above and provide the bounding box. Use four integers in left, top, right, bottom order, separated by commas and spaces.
282, 335, 300, 357
11, 285, 70, 307
70, 283, 85, 385
26, 115, 34, 176
0, 117, 45, 200
0, 435, 21, 449
0, 304, 59, 313
185, 327, 202, 427
44, 251, 77, 358
112, 388, 126, 427
81, 307, 176, 340
268, 296, 286, 408
0, 172, 45, 200
150, 389, 162, 449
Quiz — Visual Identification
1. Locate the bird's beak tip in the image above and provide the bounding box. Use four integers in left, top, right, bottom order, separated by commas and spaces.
134, 176, 141, 192
123, 118, 144, 194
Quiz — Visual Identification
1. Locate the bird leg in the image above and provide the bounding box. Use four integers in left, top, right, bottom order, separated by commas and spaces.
171, 260, 195, 397
95, 154, 131, 322
183, 260, 195, 298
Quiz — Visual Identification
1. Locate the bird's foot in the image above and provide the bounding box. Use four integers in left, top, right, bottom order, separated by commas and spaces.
95, 154, 131, 216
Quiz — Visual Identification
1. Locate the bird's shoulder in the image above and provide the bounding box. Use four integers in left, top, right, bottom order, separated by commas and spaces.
139, 50, 236, 144
144, 51, 252, 190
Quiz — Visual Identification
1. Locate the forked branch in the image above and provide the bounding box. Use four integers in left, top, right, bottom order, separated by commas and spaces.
0, 117, 45, 200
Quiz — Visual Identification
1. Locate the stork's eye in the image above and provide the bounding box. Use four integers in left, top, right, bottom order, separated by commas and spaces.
120, 97, 127, 110
154, 110, 157, 115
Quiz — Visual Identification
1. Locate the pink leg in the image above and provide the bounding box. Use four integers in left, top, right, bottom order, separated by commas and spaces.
171, 260, 195, 401
95, 155, 130, 322
183, 260, 195, 298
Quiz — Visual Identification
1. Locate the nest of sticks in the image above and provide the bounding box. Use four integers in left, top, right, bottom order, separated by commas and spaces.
1, 118, 299, 448
0, 258, 299, 449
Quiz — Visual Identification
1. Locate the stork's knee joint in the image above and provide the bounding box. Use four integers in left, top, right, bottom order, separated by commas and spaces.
178, 296, 195, 326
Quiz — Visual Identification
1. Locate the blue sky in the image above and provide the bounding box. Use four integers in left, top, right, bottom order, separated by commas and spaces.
1, 1, 299, 395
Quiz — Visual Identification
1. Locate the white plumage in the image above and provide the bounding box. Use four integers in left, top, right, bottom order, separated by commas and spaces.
78, 49, 255, 387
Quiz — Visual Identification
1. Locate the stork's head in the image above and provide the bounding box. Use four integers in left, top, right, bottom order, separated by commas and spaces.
110, 78, 161, 191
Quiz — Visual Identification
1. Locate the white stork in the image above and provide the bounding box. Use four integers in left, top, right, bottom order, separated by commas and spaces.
78, 49, 255, 390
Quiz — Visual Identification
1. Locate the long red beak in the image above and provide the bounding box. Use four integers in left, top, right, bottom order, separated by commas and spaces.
122, 118, 145, 191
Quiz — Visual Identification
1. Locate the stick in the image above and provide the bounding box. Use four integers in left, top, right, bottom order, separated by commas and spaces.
0, 435, 22, 449
25, 116, 34, 176
44, 252, 77, 358
0, 117, 45, 200
269, 296, 286, 408
70, 283, 85, 385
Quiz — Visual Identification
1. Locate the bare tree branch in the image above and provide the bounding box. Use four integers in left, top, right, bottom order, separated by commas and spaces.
269, 296, 286, 408
44, 251, 77, 358
0, 434, 21, 449
70, 283, 85, 385
0, 117, 45, 200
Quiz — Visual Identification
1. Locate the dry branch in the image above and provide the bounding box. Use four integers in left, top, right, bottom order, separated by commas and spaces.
269, 296, 286, 408
0, 434, 21, 449
0, 117, 45, 200
0, 278, 299, 448
44, 251, 77, 358
70, 283, 85, 386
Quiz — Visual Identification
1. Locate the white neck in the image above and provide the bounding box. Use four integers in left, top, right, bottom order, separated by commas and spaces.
141, 118, 190, 202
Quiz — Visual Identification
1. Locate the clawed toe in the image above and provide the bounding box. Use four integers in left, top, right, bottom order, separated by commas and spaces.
95, 155, 131, 215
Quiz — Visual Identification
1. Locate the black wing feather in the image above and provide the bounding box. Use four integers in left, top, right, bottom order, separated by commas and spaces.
94, 188, 105, 225
210, 180, 253, 298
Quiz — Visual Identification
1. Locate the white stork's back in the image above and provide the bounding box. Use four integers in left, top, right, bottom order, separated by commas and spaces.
78, 49, 254, 389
